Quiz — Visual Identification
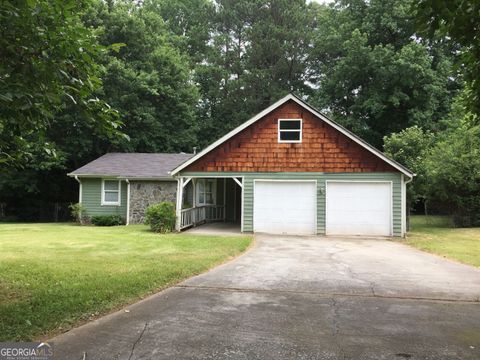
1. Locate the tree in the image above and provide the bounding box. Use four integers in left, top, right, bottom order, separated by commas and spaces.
310, 0, 458, 147
415, 0, 480, 115
424, 118, 480, 227
0, 0, 123, 166
384, 126, 434, 212
193, 0, 317, 146
145, 0, 213, 65
0, 0, 200, 221
93, 1, 199, 153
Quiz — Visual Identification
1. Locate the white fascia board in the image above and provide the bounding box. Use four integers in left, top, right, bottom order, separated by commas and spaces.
288, 96, 415, 178
171, 93, 414, 178
170, 94, 294, 175
67, 174, 175, 181
117, 176, 175, 181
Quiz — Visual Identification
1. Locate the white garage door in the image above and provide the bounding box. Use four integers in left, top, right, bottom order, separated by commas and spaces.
326, 182, 391, 236
254, 181, 316, 235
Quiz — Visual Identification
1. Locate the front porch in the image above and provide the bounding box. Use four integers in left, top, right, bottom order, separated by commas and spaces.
175, 176, 243, 232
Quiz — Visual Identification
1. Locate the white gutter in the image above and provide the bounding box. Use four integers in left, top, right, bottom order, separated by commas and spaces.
74, 176, 82, 204
126, 179, 130, 226
401, 175, 415, 237
67, 174, 175, 181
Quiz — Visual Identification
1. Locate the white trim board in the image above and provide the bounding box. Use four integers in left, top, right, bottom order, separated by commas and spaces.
67, 174, 175, 181
170, 94, 414, 177
278, 118, 302, 143
101, 179, 121, 206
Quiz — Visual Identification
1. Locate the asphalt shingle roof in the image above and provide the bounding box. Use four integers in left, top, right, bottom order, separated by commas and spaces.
69, 153, 193, 179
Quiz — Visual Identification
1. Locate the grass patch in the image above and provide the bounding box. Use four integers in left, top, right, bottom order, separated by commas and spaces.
406, 215, 480, 267
0, 223, 251, 341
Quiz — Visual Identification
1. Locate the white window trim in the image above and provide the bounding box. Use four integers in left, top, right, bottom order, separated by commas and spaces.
278, 118, 302, 143
101, 179, 121, 206
196, 179, 216, 206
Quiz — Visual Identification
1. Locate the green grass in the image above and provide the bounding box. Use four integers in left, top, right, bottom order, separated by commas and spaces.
0, 223, 251, 341
406, 215, 480, 268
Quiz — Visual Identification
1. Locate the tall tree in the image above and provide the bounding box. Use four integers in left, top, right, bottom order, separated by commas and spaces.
193, 0, 317, 146
92, 1, 199, 153
0, 0, 200, 221
145, 0, 213, 65
0, 0, 122, 166
310, 0, 458, 147
415, 0, 480, 116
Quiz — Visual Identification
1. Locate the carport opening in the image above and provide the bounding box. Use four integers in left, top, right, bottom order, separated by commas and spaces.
179, 177, 242, 231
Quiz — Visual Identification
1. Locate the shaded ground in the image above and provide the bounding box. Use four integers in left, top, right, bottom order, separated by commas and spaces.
53, 234, 480, 359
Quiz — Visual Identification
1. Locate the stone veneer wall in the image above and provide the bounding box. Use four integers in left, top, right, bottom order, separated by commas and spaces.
129, 181, 177, 224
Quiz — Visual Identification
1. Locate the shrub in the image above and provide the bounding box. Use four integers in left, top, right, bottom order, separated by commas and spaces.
91, 215, 124, 226
69, 203, 86, 224
145, 202, 176, 233
424, 122, 480, 227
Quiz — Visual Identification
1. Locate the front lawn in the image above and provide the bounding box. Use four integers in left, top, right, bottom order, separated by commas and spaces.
0, 223, 251, 341
406, 215, 480, 268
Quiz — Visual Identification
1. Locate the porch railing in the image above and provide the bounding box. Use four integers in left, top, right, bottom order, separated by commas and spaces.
180, 205, 225, 230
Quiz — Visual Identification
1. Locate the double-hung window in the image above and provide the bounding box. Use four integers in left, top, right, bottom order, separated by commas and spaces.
102, 180, 121, 206
278, 119, 302, 143
196, 179, 215, 206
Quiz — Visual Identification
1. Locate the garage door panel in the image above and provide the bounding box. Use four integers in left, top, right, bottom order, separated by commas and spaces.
254, 181, 316, 235
326, 182, 391, 236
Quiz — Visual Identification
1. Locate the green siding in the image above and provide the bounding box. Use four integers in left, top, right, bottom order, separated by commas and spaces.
180, 171, 403, 236
80, 178, 128, 219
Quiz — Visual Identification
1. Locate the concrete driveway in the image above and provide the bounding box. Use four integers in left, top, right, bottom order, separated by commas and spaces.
53, 235, 480, 359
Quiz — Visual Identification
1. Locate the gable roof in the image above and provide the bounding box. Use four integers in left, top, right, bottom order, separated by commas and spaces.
68, 153, 193, 180
171, 94, 414, 177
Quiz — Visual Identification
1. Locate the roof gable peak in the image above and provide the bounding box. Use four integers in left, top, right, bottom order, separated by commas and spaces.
171, 94, 413, 177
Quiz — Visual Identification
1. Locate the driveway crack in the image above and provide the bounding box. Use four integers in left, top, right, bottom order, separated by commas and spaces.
330, 297, 347, 359
128, 322, 149, 360
331, 298, 340, 336
175, 284, 480, 303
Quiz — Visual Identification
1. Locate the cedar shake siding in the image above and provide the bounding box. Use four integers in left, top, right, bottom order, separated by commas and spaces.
185, 100, 396, 173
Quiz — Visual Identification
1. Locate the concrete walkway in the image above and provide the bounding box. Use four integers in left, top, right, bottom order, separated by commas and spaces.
184, 222, 241, 236
52, 235, 480, 359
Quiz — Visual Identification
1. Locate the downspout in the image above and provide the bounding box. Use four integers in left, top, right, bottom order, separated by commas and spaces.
405, 176, 413, 186
175, 177, 183, 231
403, 175, 414, 237
74, 175, 83, 224
126, 179, 130, 226
74, 176, 82, 204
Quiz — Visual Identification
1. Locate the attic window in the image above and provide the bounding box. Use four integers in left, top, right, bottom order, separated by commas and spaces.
278, 119, 302, 143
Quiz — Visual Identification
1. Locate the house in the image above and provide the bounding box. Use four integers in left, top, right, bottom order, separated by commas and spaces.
68, 153, 192, 224
69, 94, 414, 236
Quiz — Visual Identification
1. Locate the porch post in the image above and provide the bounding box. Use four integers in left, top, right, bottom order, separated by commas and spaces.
175, 177, 184, 231
192, 178, 196, 208
223, 178, 226, 221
